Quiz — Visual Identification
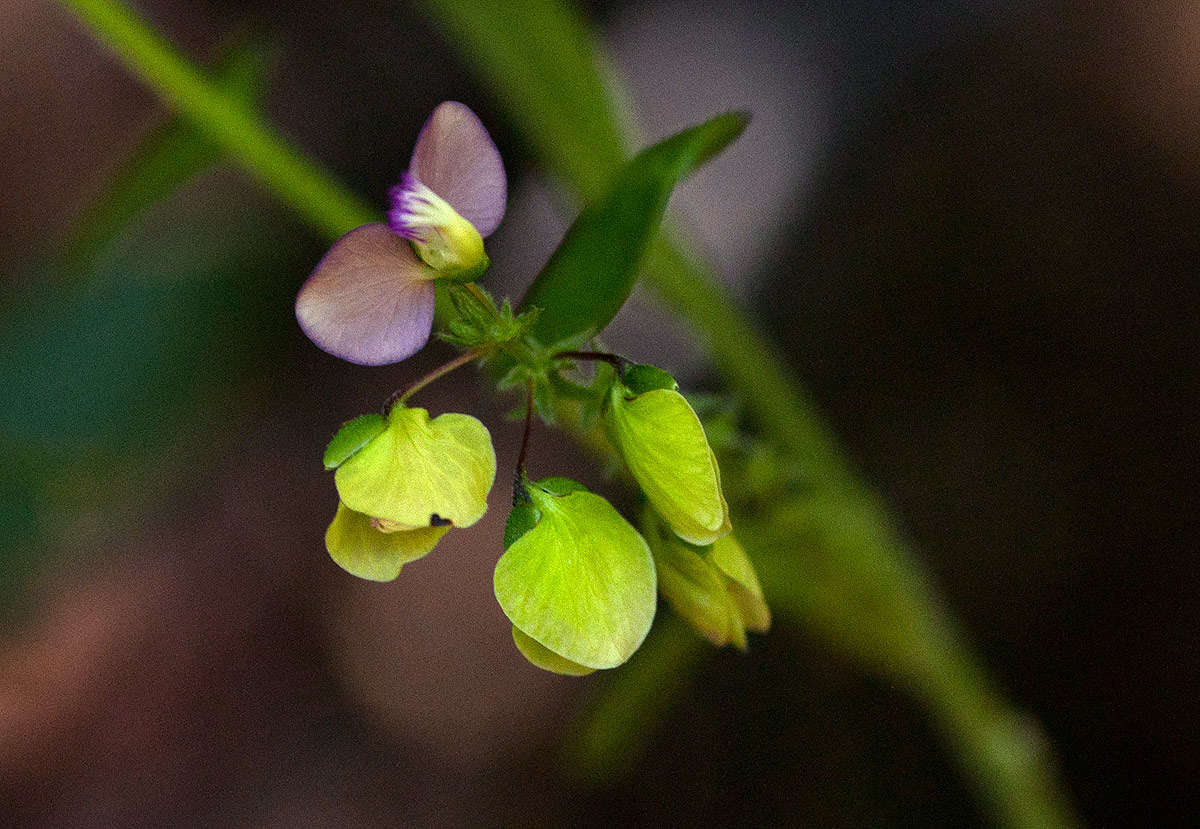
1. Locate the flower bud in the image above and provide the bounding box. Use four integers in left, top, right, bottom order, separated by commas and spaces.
495, 476, 656, 673
643, 509, 769, 648
606, 366, 731, 545
389, 172, 489, 280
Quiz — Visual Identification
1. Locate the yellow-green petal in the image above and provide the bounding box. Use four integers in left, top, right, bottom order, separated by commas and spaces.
710, 535, 771, 633
511, 625, 595, 676
643, 510, 769, 649
494, 482, 656, 670
325, 502, 449, 582
652, 528, 737, 647
334, 406, 496, 529
607, 385, 731, 545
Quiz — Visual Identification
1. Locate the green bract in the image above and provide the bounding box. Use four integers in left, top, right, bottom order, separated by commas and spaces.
323, 413, 387, 470
606, 368, 731, 545
645, 510, 770, 649
325, 502, 449, 582
495, 477, 656, 671
334, 406, 496, 530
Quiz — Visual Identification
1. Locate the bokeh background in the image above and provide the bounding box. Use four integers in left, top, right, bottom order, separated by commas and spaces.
2, 0, 1198, 825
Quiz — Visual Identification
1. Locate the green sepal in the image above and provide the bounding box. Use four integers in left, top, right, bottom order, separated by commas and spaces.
551, 356, 617, 432
323, 413, 387, 470
438, 284, 541, 349
494, 480, 656, 669
531, 376, 558, 424
325, 502, 450, 582
504, 500, 541, 550
504, 475, 587, 549
535, 476, 590, 496
512, 625, 595, 676
621, 364, 678, 395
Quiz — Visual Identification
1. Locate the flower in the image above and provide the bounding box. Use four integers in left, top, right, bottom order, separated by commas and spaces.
496, 476, 657, 674
325, 503, 451, 582
605, 364, 732, 545
321, 405, 496, 581
295, 101, 506, 366
642, 509, 770, 649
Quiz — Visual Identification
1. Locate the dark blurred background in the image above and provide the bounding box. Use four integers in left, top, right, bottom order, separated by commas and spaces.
2, 0, 1198, 825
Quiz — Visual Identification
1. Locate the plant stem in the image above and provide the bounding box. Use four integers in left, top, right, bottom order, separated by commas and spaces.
516, 378, 535, 473
387, 345, 490, 411
553, 350, 626, 372
58, 0, 376, 241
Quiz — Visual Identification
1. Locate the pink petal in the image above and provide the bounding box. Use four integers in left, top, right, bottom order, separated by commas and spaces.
295, 223, 436, 366
409, 101, 506, 237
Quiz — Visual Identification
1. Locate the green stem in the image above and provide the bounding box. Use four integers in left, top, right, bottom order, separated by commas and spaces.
389, 345, 490, 409
913, 629, 1080, 829
552, 350, 627, 373
58, 0, 376, 240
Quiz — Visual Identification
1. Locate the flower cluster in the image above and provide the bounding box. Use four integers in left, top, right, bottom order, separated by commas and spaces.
296, 102, 768, 674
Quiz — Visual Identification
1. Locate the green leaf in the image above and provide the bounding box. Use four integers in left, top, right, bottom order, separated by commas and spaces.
493, 479, 656, 669
62, 30, 274, 272
323, 413, 386, 470
518, 112, 748, 347
512, 625, 595, 676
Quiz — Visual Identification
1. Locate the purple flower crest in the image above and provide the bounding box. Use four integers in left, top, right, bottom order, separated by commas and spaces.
294, 102, 506, 366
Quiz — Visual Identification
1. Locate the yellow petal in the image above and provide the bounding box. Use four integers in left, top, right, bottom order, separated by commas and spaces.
325, 503, 449, 582
511, 626, 595, 676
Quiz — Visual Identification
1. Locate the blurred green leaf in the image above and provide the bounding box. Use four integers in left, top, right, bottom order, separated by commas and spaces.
0, 177, 305, 613
519, 113, 747, 347
1, 190, 292, 449
61, 30, 274, 273
563, 614, 706, 781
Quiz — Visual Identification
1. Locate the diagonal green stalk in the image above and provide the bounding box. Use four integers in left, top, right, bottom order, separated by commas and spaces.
59, 2, 1079, 827
58, 0, 376, 240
